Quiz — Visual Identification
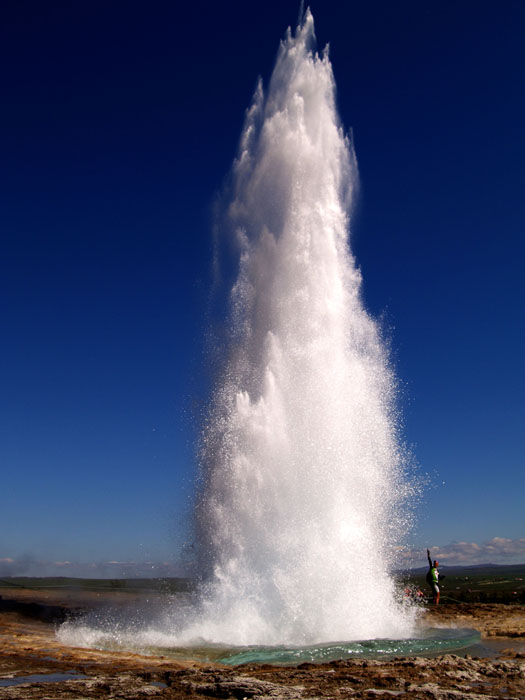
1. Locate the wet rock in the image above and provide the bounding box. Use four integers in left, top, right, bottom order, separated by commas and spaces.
184, 674, 305, 698
407, 681, 496, 698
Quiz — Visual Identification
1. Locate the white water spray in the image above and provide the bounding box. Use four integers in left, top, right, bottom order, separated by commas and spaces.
190, 10, 415, 645
58, 10, 418, 656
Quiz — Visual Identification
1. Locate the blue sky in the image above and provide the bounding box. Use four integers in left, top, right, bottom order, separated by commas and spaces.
1, 0, 524, 575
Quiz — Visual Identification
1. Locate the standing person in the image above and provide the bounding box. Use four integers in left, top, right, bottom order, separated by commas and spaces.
426, 548, 441, 605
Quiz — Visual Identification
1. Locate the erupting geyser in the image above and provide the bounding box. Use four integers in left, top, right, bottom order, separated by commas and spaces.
190, 9, 416, 646
58, 10, 421, 658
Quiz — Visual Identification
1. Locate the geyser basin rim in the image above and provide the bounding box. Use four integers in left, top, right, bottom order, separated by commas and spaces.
59, 622, 481, 666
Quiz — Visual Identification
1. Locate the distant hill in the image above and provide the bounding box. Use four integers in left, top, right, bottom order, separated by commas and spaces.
402, 563, 525, 577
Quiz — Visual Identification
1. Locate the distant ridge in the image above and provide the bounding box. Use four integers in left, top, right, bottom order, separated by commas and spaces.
399, 563, 525, 576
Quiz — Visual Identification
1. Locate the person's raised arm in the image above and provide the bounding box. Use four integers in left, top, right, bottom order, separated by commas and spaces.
427, 548, 432, 568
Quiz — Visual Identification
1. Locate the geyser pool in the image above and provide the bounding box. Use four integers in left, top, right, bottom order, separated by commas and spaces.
60, 10, 422, 655
58, 611, 481, 665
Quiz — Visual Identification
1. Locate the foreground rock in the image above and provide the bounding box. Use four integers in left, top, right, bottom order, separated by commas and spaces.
1, 651, 523, 699
0, 592, 524, 699
424, 603, 525, 638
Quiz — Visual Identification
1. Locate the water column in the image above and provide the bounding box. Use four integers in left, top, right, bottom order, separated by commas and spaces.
193, 9, 416, 646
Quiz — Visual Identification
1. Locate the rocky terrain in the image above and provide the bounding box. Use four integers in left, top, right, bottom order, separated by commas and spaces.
0, 589, 523, 699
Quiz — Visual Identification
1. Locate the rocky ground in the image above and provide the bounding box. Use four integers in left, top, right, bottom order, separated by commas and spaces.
0, 589, 523, 699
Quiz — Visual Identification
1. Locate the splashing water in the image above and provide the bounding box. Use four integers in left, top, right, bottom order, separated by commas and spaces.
189, 9, 416, 646
59, 10, 420, 657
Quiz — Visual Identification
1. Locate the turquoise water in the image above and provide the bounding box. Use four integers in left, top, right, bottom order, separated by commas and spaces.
126, 628, 480, 666
212, 628, 481, 665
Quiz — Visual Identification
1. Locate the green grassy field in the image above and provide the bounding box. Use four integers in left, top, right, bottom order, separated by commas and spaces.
1, 565, 524, 604
0, 576, 193, 594
400, 564, 525, 604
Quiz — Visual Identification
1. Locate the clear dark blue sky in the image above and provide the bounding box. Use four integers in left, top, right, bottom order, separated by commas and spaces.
1, 0, 523, 572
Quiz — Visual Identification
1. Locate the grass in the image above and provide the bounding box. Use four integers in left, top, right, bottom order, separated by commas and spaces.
0, 576, 193, 594
400, 564, 525, 604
